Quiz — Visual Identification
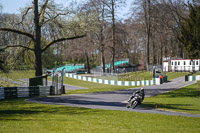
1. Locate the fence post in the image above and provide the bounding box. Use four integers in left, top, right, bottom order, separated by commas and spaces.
61, 68, 65, 94
185, 75, 189, 81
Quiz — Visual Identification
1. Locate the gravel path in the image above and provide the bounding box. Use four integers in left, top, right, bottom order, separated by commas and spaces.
26, 77, 200, 117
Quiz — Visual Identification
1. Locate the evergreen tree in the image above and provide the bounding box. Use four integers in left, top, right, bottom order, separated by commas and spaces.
180, 3, 200, 59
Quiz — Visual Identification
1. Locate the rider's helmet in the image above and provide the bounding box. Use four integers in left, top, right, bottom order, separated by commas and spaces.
140, 87, 144, 92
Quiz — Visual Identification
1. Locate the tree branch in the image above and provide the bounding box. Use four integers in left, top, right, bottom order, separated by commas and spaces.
0, 28, 34, 40
42, 34, 86, 53
39, 0, 49, 26
18, 6, 32, 24
1, 45, 34, 51
43, 12, 68, 25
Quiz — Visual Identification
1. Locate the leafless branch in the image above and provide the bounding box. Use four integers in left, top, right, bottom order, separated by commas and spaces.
1, 45, 34, 51
43, 12, 68, 25
39, 0, 49, 26
18, 6, 32, 25
0, 28, 34, 40
42, 34, 86, 53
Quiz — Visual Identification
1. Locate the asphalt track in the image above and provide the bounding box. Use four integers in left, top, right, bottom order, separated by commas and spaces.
26, 77, 200, 118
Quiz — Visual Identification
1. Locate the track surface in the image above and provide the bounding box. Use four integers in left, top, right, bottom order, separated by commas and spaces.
26, 77, 200, 117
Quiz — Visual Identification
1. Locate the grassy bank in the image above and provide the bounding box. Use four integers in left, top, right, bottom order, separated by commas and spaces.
0, 98, 199, 133
0, 70, 35, 80
143, 81, 200, 114
166, 72, 190, 80
92, 71, 189, 81
49, 77, 136, 94
0, 80, 19, 87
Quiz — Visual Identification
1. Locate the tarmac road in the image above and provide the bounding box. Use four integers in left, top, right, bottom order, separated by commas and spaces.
26, 77, 200, 117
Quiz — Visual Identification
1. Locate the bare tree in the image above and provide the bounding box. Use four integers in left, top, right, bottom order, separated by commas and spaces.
0, 0, 85, 77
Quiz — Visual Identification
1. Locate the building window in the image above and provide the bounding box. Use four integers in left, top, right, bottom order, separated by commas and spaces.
190, 61, 192, 65
175, 61, 177, 65
184, 61, 186, 65
193, 61, 195, 65
178, 61, 180, 65
171, 62, 173, 65
197, 61, 199, 65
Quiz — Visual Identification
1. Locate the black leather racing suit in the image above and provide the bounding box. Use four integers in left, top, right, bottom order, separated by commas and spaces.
128, 90, 145, 103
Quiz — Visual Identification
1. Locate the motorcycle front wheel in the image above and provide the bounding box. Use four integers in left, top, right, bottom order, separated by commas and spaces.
131, 100, 138, 109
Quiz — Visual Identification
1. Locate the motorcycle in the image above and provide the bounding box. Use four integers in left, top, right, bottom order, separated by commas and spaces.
126, 93, 143, 109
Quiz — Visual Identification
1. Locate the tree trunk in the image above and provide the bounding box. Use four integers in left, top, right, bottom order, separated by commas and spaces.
34, 0, 42, 76
100, 5, 105, 73
143, 0, 151, 71
101, 49, 105, 73
111, 0, 116, 73
146, 0, 151, 71
86, 53, 90, 74
152, 40, 156, 65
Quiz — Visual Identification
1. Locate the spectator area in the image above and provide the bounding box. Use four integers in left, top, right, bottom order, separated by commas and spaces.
106, 60, 129, 68
47, 64, 84, 73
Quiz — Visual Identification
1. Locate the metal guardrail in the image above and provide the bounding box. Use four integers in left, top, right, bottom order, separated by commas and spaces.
0, 86, 55, 100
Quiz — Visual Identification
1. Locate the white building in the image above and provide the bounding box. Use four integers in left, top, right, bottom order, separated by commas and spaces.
163, 59, 200, 72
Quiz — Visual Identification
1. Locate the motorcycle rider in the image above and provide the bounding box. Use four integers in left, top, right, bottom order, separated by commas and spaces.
127, 88, 145, 103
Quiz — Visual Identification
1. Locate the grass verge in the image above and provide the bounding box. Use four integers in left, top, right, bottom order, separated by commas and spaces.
0, 80, 19, 87
0, 98, 199, 133
143, 81, 200, 114
0, 70, 35, 80
166, 72, 189, 81
93, 71, 189, 81
49, 77, 137, 94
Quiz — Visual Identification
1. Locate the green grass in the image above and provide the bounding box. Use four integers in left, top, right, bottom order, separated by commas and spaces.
143, 81, 200, 114
118, 71, 153, 81
0, 72, 200, 132
166, 72, 189, 81
49, 77, 136, 94
0, 70, 35, 80
0, 80, 19, 87
104, 71, 189, 81
0, 98, 199, 133
192, 71, 200, 76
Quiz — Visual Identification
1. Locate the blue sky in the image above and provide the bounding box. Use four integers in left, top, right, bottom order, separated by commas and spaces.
0, 0, 132, 19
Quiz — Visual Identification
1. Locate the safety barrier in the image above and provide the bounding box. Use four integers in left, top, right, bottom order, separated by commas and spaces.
65, 73, 162, 86
185, 75, 200, 81
0, 86, 55, 100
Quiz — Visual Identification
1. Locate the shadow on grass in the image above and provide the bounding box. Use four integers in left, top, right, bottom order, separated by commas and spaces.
0, 98, 102, 121
159, 86, 200, 98
142, 102, 200, 112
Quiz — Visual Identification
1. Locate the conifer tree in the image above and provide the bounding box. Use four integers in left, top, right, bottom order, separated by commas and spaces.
180, 3, 200, 58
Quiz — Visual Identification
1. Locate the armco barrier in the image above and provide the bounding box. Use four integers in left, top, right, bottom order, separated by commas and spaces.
0, 86, 55, 100
65, 73, 161, 86
185, 75, 200, 81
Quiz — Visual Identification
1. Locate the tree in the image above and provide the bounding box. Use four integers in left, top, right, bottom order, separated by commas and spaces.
180, 3, 200, 59
143, 0, 151, 71
104, 0, 125, 73
80, 0, 108, 73
0, 0, 85, 77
